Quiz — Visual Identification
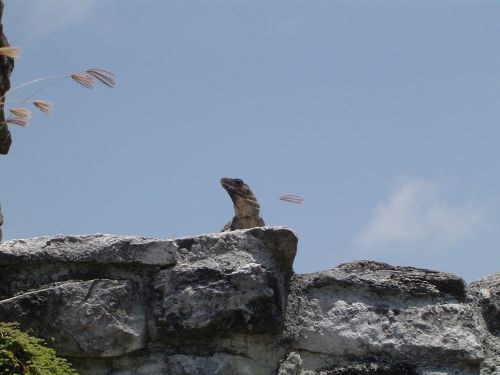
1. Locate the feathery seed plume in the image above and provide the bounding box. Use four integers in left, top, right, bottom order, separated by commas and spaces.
2, 67, 116, 134
9, 107, 31, 121
0, 46, 20, 59
279, 194, 304, 204
86, 68, 116, 88
6, 118, 28, 127
70, 73, 94, 89
32, 100, 53, 115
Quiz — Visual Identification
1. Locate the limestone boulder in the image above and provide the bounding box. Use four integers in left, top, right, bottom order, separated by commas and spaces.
153, 227, 297, 337
0, 227, 298, 374
0, 279, 146, 357
285, 261, 484, 374
468, 273, 500, 375
0, 229, 499, 375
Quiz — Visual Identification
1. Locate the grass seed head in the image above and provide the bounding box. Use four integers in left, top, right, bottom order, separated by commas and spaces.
86, 68, 116, 88
32, 100, 53, 115
9, 107, 31, 121
70, 73, 94, 89
279, 194, 304, 204
0, 46, 20, 59
6, 118, 28, 127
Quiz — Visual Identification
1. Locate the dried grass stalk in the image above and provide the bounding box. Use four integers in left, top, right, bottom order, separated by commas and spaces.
3, 67, 116, 131
0, 46, 20, 58
6, 118, 28, 127
9, 107, 31, 121
32, 100, 53, 115
70, 73, 94, 89
86, 68, 116, 88
279, 194, 304, 204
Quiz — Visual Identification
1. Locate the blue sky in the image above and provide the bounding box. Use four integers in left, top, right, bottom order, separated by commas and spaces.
1, 0, 499, 281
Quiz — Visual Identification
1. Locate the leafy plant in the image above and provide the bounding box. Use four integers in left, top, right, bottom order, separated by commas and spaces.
0, 323, 79, 375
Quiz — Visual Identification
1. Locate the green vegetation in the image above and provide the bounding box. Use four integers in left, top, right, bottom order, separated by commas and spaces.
0, 323, 78, 375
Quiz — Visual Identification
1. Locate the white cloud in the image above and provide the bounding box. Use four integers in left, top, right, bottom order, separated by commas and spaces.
355, 177, 485, 251
19, 0, 98, 37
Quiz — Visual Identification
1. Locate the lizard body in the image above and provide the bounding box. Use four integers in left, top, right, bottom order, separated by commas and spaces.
220, 178, 265, 232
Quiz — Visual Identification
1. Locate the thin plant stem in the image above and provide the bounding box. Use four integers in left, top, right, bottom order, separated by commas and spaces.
261, 200, 279, 212
14, 75, 67, 108
2, 99, 27, 105
0, 74, 66, 101
3, 75, 69, 124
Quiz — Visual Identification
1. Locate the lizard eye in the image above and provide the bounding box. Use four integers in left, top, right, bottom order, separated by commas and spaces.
234, 179, 243, 185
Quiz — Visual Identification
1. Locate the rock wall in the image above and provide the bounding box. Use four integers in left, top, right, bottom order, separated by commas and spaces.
0, 227, 498, 375
0, 0, 13, 155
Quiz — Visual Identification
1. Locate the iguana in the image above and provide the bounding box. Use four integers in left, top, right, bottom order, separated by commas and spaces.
220, 177, 265, 231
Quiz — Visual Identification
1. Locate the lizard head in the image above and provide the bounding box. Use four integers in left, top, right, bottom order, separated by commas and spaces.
220, 178, 248, 195
220, 177, 260, 217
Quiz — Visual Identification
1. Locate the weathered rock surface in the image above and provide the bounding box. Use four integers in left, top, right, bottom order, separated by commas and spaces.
285, 261, 484, 375
0, 279, 146, 357
0, 233, 178, 266
278, 352, 303, 375
0, 227, 296, 375
0, 205, 3, 243
0, 0, 14, 155
0, 227, 498, 374
468, 273, 500, 375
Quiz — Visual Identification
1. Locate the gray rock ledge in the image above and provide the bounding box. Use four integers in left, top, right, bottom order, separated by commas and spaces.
0, 227, 498, 375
